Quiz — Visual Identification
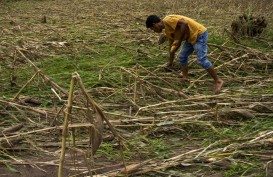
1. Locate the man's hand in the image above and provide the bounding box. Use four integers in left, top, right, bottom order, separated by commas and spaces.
170, 41, 181, 54
170, 45, 177, 53
163, 61, 173, 72
165, 47, 175, 72
166, 60, 173, 67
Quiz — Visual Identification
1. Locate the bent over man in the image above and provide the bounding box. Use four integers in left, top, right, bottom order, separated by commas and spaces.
146, 15, 223, 94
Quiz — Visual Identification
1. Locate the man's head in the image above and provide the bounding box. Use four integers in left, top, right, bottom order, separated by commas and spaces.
146, 15, 164, 33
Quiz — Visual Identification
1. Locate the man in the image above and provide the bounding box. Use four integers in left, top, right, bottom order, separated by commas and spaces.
146, 15, 224, 94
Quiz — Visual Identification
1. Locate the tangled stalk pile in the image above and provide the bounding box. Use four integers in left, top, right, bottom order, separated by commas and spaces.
231, 14, 267, 37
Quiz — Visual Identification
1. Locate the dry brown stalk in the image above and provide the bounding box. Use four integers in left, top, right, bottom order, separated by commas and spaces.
104, 111, 154, 120
0, 123, 96, 146
0, 150, 24, 163
161, 113, 212, 121
51, 88, 63, 101
13, 71, 39, 101
110, 117, 156, 124
0, 137, 24, 148
121, 67, 189, 99
114, 124, 154, 128
86, 107, 95, 177
69, 163, 125, 177
249, 131, 273, 143
205, 138, 273, 159
136, 64, 180, 92
195, 141, 219, 159
127, 148, 204, 174
0, 99, 49, 126
135, 94, 226, 116
24, 138, 54, 155
208, 43, 238, 52
1, 123, 24, 134
50, 104, 65, 126
235, 152, 273, 160
58, 74, 76, 177
133, 65, 138, 103
71, 105, 147, 120
0, 127, 54, 142
0, 99, 54, 117
16, 49, 68, 96
149, 102, 211, 111
107, 159, 154, 176
155, 109, 211, 115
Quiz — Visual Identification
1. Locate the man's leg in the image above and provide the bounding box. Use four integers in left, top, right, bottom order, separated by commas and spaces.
178, 41, 194, 79
181, 65, 189, 79
206, 67, 224, 94
195, 31, 223, 94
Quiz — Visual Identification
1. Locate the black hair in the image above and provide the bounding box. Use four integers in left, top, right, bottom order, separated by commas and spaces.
146, 15, 161, 28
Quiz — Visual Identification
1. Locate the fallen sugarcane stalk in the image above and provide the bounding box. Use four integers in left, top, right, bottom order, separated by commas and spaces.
136, 64, 181, 92
0, 123, 96, 142
105, 111, 154, 120
154, 109, 212, 115
71, 105, 154, 120
17, 49, 68, 96
233, 43, 273, 59
0, 99, 55, 117
208, 43, 238, 52
146, 102, 210, 111
107, 159, 154, 176
138, 148, 203, 174
69, 163, 125, 177
121, 67, 189, 99
249, 130, 273, 143
0, 99, 50, 126
13, 71, 39, 101
1, 123, 24, 134
0, 137, 25, 148
24, 138, 55, 155
234, 152, 273, 160
135, 94, 226, 116
206, 138, 273, 158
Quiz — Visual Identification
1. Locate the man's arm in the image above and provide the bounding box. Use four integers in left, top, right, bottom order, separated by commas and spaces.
166, 38, 174, 67
167, 19, 189, 67
172, 19, 189, 52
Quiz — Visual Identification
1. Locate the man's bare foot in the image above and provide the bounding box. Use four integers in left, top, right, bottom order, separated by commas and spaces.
213, 78, 224, 95
180, 77, 189, 83
163, 66, 172, 72
178, 73, 189, 83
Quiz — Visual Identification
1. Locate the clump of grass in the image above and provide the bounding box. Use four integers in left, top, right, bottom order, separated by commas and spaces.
225, 160, 264, 177
96, 142, 118, 160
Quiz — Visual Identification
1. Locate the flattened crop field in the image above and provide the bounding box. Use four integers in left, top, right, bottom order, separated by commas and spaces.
0, 0, 273, 176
